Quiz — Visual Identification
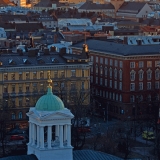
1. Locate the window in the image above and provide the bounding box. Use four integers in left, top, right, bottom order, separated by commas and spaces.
138, 69, 144, 80
33, 72, 37, 79
100, 57, 103, 64
71, 70, 76, 77
61, 71, 65, 78
96, 56, 98, 63
4, 86, 8, 93
105, 79, 107, 86
105, 58, 108, 65
40, 71, 44, 79
18, 112, 22, 119
114, 81, 117, 89
26, 84, 30, 92
33, 83, 37, 92
119, 61, 123, 68
54, 71, 58, 78
26, 72, 29, 79
91, 66, 93, 73
119, 82, 122, 90
139, 82, 143, 90
147, 69, 152, 80
139, 61, 144, 68
147, 61, 152, 67
155, 81, 159, 89
96, 77, 98, 84
105, 67, 107, 77
100, 65, 103, 75
40, 83, 44, 91
100, 90, 102, 96
113, 93, 115, 100
19, 72, 22, 80
81, 82, 84, 90
155, 61, 160, 67
130, 62, 135, 68
147, 94, 151, 101
82, 69, 85, 77
96, 65, 98, 74
130, 70, 136, 81
114, 60, 118, 67
109, 92, 112, 99
12, 84, 15, 92
11, 73, 15, 80
130, 83, 135, 91
71, 82, 76, 90
147, 82, 151, 90
100, 78, 103, 85
109, 67, 112, 78
11, 113, 16, 119
109, 80, 112, 88
19, 84, 22, 92
26, 97, 30, 106
110, 59, 113, 66
119, 95, 122, 102
114, 68, 117, 79
130, 95, 135, 102
155, 69, 159, 80
4, 73, 8, 80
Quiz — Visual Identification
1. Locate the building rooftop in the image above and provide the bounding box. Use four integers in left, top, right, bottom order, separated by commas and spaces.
72, 39, 160, 56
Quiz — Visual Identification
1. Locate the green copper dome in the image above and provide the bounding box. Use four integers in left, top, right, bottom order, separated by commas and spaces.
35, 87, 64, 111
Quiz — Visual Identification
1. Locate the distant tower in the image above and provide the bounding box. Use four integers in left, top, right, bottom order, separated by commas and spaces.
110, 0, 124, 12
27, 71, 74, 160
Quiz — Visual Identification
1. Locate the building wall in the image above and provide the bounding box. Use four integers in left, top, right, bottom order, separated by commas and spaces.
72, 47, 160, 120
0, 63, 90, 126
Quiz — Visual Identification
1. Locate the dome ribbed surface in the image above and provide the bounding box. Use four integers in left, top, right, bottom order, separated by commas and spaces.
35, 87, 64, 111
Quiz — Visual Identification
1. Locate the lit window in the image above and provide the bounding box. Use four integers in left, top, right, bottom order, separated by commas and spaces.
147, 61, 152, 67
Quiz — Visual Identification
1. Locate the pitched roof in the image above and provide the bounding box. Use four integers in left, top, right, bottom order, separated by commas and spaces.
79, 1, 114, 10
118, 2, 146, 13
72, 39, 160, 56
73, 150, 122, 160
34, 0, 60, 7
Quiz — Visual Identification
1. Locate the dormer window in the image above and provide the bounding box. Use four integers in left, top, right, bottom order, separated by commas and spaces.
23, 59, 30, 64
51, 57, 59, 63
9, 59, 16, 65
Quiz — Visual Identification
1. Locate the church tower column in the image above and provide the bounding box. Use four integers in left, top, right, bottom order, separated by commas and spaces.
29, 122, 32, 144
59, 125, 64, 147
40, 126, 44, 149
47, 125, 52, 149
67, 124, 71, 147
64, 125, 67, 142
32, 123, 35, 146
36, 125, 40, 148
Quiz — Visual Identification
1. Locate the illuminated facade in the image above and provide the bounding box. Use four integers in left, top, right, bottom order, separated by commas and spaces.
0, 50, 90, 127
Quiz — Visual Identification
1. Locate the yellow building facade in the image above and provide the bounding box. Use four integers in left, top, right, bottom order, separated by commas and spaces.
0, 54, 90, 128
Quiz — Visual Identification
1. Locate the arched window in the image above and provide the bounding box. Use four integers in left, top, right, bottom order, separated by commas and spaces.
119, 69, 122, 80
11, 113, 16, 119
130, 95, 135, 103
109, 67, 112, 78
104, 67, 107, 77
147, 69, 152, 80
18, 112, 22, 119
95, 64, 98, 74
100, 65, 103, 75
138, 69, 144, 81
147, 94, 151, 101
130, 70, 136, 81
155, 68, 159, 80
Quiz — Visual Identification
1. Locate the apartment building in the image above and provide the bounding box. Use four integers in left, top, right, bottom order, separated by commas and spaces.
72, 37, 160, 120
0, 47, 90, 127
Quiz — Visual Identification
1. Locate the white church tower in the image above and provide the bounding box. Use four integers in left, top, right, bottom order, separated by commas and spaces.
26, 71, 74, 160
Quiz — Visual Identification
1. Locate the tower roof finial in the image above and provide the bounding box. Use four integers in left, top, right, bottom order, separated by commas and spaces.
47, 71, 52, 87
